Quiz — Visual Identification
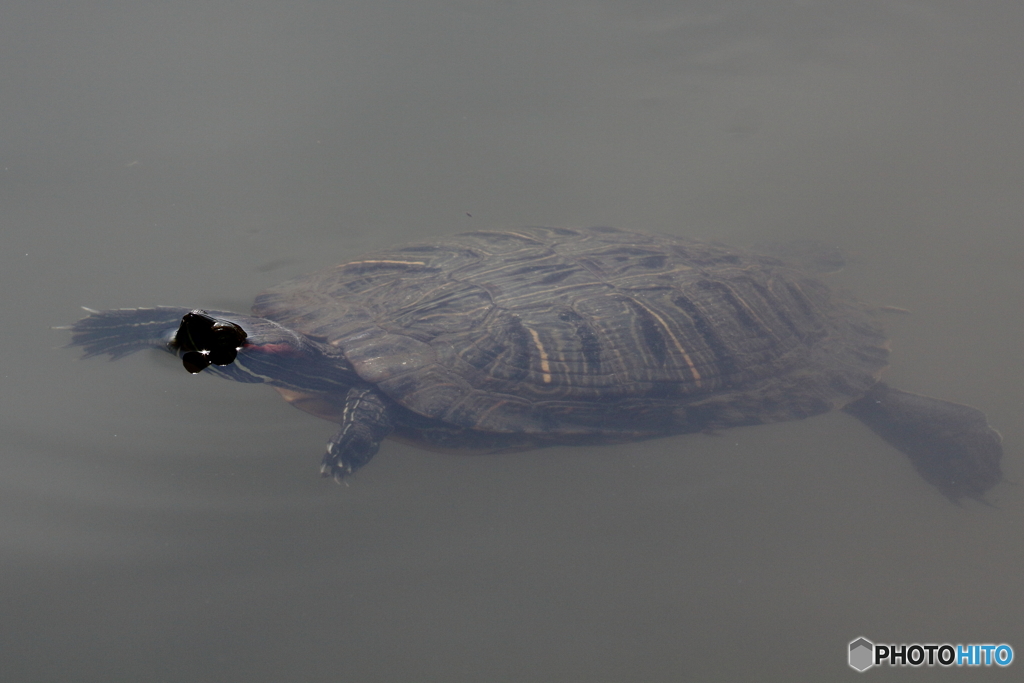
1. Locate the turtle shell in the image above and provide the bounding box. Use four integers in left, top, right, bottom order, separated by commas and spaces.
252, 227, 890, 440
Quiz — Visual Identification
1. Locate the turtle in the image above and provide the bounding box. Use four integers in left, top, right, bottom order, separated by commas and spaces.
68, 226, 1003, 502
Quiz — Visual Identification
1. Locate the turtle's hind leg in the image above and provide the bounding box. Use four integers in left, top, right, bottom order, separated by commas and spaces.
843, 382, 1003, 503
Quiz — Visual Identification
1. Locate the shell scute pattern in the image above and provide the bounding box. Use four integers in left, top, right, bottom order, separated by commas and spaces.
253, 226, 889, 434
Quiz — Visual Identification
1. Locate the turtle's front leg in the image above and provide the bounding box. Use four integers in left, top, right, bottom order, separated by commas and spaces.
322, 388, 394, 481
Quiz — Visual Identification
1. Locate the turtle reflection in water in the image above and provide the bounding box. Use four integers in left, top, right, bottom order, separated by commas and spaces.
69, 226, 1003, 502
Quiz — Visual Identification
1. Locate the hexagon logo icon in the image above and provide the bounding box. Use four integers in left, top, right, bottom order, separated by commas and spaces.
849, 637, 874, 671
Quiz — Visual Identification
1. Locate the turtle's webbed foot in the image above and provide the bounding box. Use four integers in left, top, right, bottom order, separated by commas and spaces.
321, 388, 394, 482
321, 429, 381, 482
844, 382, 1003, 503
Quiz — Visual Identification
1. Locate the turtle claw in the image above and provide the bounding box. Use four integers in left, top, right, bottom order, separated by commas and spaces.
319, 454, 356, 483
320, 432, 378, 481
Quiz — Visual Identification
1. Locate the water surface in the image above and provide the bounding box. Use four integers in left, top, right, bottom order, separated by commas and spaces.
2, 2, 1022, 681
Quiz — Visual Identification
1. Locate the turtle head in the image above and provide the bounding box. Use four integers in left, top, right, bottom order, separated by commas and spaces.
171, 310, 250, 373
169, 310, 350, 390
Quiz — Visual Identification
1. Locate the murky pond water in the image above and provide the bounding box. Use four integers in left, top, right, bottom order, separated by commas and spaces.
3, 2, 1022, 681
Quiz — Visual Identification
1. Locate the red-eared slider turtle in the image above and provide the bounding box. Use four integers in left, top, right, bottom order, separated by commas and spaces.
69, 226, 1003, 501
